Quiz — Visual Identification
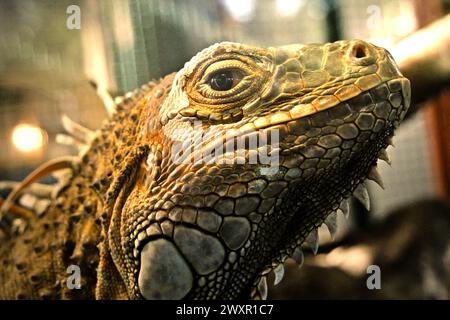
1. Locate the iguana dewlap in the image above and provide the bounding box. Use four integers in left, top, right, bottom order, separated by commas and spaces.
0, 40, 410, 299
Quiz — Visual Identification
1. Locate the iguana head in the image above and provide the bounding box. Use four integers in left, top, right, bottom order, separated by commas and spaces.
103, 40, 410, 299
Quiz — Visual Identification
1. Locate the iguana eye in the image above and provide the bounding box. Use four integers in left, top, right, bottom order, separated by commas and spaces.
187, 56, 267, 108
208, 69, 243, 91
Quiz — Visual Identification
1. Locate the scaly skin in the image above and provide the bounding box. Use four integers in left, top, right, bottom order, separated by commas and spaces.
0, 40, 410, 299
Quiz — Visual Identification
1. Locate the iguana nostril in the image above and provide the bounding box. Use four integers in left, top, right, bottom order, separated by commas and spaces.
346, 41, 377, 66
349, 43, 370, 59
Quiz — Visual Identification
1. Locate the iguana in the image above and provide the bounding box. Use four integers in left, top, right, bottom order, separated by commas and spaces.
0, 40, 410, 299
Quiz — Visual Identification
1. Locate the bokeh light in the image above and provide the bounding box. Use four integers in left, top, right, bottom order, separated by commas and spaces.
11, 123, 46, 153
222, 0, 255, 22
276, 0, 304, 17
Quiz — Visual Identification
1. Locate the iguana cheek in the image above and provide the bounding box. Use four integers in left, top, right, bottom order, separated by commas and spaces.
138, 226, 229, 299
138, 238, 193, 299
173, 226, 226, 274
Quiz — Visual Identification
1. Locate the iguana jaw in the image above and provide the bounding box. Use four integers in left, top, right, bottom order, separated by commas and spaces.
241, 77, 410, 134
249, 125, 395, 300
225, 77, 410, 299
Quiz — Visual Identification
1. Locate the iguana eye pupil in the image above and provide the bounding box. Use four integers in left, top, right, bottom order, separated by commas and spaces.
209, 71, 235, 91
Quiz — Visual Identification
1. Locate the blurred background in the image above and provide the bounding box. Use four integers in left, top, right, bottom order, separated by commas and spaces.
0, 0, 449, 299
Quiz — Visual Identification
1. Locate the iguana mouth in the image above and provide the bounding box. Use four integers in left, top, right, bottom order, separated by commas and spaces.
246, 78, 410, 299
239, 77, 409, 135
